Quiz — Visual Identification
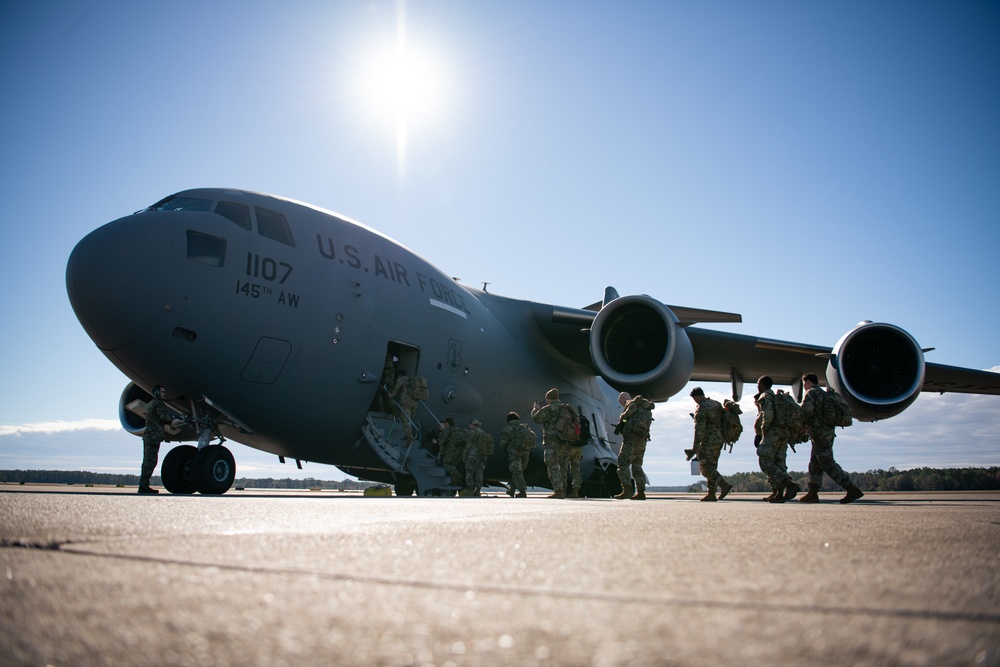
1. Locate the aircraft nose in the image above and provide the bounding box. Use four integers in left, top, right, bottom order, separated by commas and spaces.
66, 215, 170, 350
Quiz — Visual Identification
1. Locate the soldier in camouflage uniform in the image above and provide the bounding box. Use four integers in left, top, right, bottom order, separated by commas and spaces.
799, 373, 864, 504
442, 418, 467, 487
532, 388, 567, 499
690, 387, 734, 501
500, 412, 534, 498
372, 352, 397, 413
614, 392, 654, 500
462, 418, 492, 497
563, 427, 584, 498
139, 385, 173, 494
390, 370, 417, 447
754, 376, 799, 503
425, 420, 447, 458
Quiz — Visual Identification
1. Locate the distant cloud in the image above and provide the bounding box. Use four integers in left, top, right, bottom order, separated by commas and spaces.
0, 419, 121, 437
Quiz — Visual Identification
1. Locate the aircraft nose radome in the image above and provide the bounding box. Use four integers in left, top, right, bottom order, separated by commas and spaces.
66, 217, 167, 350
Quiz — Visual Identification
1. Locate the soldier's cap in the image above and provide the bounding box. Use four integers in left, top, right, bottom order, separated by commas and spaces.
545, 388, 559, 400
469, 418, 481, 427
690, 387, 704, 397
507, 411, 520, 421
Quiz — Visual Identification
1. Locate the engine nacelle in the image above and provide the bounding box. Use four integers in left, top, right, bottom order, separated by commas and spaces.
590, 295, 694, 401
118, 382, 198, 440
826, 322, 926, 422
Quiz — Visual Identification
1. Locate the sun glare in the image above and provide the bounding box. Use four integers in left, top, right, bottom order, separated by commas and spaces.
356, 13, 450, 173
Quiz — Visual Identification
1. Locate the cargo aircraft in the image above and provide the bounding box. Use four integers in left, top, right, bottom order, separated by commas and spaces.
66, 188, 1000, 496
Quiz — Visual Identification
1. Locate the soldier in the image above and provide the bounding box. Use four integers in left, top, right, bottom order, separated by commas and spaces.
799, 373, 864, 504
754, 376, 799, 503
532, 388, 567, 499
462, 418, 493, 497
372, 351, 397, 413
139, 384, 173, 494
564, 408, 585, 498
614, 392, 655, 500
425, 420, 447, 458
500, 412, 534, 498
690, 387, 734, 501
390, 369, 417, 447
442, 418, 467, 487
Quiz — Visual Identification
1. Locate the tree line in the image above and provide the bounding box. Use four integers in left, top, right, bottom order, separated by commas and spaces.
689, 467, 1000, 493
0, 469, 375, 491
3, 467, 999, 492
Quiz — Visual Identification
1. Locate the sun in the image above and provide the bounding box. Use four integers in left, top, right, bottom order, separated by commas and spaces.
366, 45, 445, 127
356, 20, 450, 170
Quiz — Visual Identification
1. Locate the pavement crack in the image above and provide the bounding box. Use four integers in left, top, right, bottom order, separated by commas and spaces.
0, 537, 71, 550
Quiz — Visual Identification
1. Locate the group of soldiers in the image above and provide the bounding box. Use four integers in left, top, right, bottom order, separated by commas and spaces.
328, 351, 861, 502
689, 373, 864, 504
427, 386, 657, 501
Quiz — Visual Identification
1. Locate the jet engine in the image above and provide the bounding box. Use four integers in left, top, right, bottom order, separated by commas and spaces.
589, 295, 694, 401
118, 382, 198, 440
826, 322, 926, 422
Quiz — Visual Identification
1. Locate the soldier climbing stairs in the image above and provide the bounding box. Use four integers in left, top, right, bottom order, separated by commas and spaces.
361, 412, 460, 496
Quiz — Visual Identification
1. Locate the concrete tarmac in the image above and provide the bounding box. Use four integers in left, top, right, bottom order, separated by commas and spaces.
2, 485, 998, 666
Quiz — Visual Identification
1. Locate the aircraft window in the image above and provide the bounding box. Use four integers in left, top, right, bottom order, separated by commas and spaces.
255, 207, 295, 246
215, 201, 252, 231
186, 230, 227, 267
154, 196, 213, 212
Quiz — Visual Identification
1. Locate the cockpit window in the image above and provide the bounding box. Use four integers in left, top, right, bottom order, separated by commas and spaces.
154, 196, 213, 212
186, 230, 227, 267
255, 207, 295, 246
214, 201, 252, 231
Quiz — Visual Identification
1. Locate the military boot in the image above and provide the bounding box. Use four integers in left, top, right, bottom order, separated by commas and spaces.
763, 489, 778, 502
548, 489, 566, 499
567, 489, 579, 498
614, 489, 633, 500
799, 486, 820, 503
700, 489, 718, 502
782, 480, 800, 501
768, 487, 786, 503
718, 480, 733, 500
632, 489, 646, 501
138, 485, 158, 494
841, 484, 864, 504
515, 490, 527, 498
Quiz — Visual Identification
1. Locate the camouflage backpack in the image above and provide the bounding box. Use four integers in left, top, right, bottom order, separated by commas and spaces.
519, 423, 537, 453
772, 390, 805, 436
409, 375, 429, 401
822, 388, 854, 428
626, 397, 654, 434
721, 399, 743, 445
474, 431, 494, 456
553, 403, 580, 443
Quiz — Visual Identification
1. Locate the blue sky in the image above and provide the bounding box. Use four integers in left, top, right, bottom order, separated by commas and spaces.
1, 1, 998, 486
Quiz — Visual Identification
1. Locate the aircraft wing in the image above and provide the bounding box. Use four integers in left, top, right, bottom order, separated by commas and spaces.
922, 362, 1000, 395
531, 289, 1000, 421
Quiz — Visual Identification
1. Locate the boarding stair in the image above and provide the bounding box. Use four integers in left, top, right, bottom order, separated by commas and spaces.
361, 411, 460, 496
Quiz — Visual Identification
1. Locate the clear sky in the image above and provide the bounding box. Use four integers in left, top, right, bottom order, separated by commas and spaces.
1, 1, 998, 486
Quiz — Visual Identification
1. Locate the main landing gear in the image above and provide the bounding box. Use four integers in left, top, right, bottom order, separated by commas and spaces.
161, 444, 236, 495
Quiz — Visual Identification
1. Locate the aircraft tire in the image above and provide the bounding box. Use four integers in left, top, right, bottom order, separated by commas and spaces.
580, 466, 621, 499
193, 446, 236, 495
161, 445, 198, 495
394, 479, 416, 496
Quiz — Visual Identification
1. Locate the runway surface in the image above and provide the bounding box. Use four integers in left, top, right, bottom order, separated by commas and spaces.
2, 485, 998, 666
